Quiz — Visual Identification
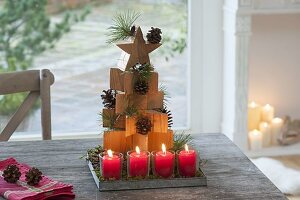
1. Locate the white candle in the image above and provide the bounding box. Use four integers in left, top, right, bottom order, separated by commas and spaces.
261, 104, 274, 123
259, 122, 271, 147
271, 118, 283, 145
248, 129, 263, 151
248, 101, 261, 131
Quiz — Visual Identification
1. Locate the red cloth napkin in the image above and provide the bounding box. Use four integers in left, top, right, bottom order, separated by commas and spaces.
0, 158, 75, 200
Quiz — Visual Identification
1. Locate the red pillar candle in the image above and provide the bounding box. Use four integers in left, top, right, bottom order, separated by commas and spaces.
127, 146, 150, 177
177, 144, 197, 177
100, 150, 122, 180
152, 144, 175, 178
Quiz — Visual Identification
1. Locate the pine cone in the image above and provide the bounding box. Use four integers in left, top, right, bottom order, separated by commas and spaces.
130, 25, 136, 36
2, 165, 21, 183
136, 116, 152, 135
146, 27, 162, 44
155, 107, 173, 128
25, 167, 43, 186
101, 89, 116, 109
134, 80, 149, 95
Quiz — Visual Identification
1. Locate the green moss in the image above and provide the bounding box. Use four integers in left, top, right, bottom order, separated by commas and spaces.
86, 145, 206, 182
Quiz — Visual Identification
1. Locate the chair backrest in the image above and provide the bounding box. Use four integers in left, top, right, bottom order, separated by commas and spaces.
0, 69, 54, 141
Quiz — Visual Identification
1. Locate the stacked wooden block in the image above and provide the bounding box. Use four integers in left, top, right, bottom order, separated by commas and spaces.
102, 68, 174, 154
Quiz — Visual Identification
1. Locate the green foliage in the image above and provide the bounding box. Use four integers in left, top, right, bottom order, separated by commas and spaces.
99, 111, 122, 130
1, 0, 80, 71
0, 93, 25, 115
160, 13, 187, 61
86, 145, 206, 181
83, 145, 104, 171
123, 95, 139, 117
0, 93, 40, 115
130, 63, 154, 80
0, 0, 90, 115
124, 105, 138, 117
159, 84, 170, 106
163, 33, 186, 61
172, 131, 194, 152
106, 10, 140, 44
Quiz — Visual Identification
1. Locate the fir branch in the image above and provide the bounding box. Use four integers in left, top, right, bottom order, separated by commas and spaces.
159, 83, 171, 106
124, 105, 138, 117
131, 63, 154, 80
106, 10, 141, 44
139, 63, 154, 80
124, 106, 137, 116
86, 145, 206, 181
99, 111, 120, 130
172, 131, 194, 152
123, 96, 139, 117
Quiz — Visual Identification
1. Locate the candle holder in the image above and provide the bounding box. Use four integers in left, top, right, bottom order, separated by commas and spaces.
151, 150, 175, 178
176, 148, 198, 177
87, 145, 208, 191
127, 150, 150, 177
99, 151, 123, 180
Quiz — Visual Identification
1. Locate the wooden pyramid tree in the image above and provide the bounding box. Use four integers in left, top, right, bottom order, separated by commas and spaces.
101, 26, 174, 154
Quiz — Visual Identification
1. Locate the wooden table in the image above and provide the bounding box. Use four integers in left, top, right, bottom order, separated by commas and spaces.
0, 133, 287, 200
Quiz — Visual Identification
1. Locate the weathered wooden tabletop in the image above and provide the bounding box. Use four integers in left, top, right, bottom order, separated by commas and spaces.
0, 133, 286, 200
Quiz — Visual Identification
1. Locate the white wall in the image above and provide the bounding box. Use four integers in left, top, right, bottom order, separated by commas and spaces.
249, 14, 300, 119
188, 0, 223, 133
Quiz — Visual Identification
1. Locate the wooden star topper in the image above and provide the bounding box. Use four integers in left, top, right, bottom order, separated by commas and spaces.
117, 27, 161, 71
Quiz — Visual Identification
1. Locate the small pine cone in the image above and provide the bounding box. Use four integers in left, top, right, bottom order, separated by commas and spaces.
2, 165, 21, 183
25, 167, 43, 186
134, 80, 149, 95
130, 25, 136, 36
101, 89, 116, 109
136, 117, 152, 135
146, 27, 162, 44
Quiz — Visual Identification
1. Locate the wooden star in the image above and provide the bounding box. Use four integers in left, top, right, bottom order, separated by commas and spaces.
117, 27, 161, 71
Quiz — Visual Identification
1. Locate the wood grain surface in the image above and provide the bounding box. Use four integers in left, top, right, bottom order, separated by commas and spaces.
0, 133, 287, 200
0, 69, 54, 141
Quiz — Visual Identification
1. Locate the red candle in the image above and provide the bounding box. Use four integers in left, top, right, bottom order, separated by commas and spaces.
128, 146, 149, 177
153, 144, 174, 178
101, 150, 122, 180
178, 144, 197, 177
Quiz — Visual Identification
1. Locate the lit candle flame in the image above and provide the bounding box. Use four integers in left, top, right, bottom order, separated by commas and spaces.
272, 117, 283, 123
184, 144, 189, 152
107, 149, 113, 158
264, 104, 272, 111
249, 101, 257, 108
135, 146, 140, 154
262, 122, 268, 128
253, 129, 260, 136
162, 143, 166, 155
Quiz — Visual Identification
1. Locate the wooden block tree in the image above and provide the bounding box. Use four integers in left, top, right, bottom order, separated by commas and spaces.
100, 12, 174, 154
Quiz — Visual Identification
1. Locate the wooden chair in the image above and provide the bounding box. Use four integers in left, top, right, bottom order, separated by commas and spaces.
0, 69, 54, 141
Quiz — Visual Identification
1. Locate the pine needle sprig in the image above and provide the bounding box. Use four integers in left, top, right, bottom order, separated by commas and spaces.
131, 63, 154, 80
123, 96, 139, 117
159, 84, 171, 106
172, 131, 194, 152
124, 105, 138, 117
106, 10, 141, 44
99, 112, 120, 130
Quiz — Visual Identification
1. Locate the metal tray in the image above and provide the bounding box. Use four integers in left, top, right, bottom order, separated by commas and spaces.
87, 160, 207, 191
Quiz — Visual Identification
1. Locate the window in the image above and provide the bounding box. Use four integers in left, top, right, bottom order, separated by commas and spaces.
0, 0, 188, 138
